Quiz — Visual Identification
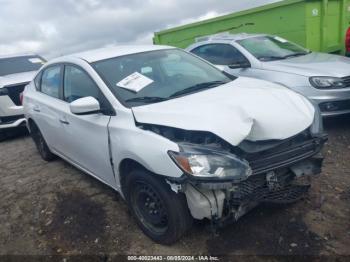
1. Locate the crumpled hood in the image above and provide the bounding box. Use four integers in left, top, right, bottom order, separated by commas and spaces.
263, 52, 350, 77
0, 71, 36, 88
132, 77, 315, 146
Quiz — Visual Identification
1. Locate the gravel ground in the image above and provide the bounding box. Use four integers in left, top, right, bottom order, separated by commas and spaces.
0, 116, 349, 260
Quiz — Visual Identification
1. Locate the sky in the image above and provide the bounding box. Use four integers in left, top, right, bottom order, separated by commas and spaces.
0, 0, 280, 58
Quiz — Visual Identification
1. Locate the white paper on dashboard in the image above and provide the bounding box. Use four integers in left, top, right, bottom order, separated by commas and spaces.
116, 72, 154, 93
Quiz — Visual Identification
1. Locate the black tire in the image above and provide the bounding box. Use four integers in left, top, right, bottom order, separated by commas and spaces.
0, 131, 7, 142
125, 169, 193, 245
30, 123, 56, 161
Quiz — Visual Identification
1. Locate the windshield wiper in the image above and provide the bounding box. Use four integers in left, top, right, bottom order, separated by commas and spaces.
258, 55, 287, 61
125, 81, 229, 103
170, 81, 228, 98
282, 52, 311, 59
125, 96, 169, 103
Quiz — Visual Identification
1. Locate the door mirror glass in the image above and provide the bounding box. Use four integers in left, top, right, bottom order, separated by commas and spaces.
70, 96, 100, 115
228, 61, 251, 69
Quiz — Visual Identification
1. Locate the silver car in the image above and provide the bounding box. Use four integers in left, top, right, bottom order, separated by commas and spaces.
187, 33, 350, 117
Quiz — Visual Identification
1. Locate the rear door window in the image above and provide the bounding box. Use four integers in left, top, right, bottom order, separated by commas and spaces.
41, 66, 62, 99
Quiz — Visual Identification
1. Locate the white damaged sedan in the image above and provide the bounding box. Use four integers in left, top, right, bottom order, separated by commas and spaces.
23, 45, 327, 244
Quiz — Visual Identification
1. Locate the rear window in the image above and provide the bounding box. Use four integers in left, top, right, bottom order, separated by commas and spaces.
0, 56, 45, 76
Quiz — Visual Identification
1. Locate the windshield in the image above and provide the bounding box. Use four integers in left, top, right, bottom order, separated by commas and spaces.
0, 55, 45, 76
92, 49, 232, 107
237, 36, 310, 62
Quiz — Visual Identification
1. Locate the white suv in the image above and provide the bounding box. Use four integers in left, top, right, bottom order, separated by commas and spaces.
0, 54, 45, 139
23, 45, 327, 244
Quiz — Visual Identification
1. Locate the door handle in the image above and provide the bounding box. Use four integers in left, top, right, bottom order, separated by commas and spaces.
59, 118, 70, 125
33, 105, 40, 112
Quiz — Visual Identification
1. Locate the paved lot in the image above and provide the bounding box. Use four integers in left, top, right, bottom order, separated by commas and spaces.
0, 116, 349, 259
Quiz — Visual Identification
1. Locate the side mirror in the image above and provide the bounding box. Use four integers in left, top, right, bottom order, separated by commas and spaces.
70, 97, 100, 115
228, 61, 251, 69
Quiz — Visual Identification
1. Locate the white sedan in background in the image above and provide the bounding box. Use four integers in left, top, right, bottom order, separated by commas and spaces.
24, 45, 326, 244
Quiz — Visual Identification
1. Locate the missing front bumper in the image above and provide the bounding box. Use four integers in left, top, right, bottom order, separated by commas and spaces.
184, 156, 323, 224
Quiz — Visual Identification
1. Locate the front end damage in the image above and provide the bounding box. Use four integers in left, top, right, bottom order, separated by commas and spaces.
139, 123, 327, 227
182, 155, 323, 226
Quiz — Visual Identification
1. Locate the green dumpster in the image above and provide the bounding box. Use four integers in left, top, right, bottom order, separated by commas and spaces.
153, 0, 350, 55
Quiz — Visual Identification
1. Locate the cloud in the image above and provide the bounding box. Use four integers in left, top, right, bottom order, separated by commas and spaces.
0, 0, 280, 58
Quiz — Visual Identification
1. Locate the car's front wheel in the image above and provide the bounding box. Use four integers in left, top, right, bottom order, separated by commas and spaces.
125, 169, 193, 245
30, 123, 56, 161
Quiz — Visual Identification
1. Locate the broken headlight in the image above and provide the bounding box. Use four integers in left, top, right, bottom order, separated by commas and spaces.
309, 76, 346, 89
169, 144, 252, 181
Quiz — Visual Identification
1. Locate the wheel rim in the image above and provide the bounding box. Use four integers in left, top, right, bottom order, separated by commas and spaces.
131, 181, 169, 235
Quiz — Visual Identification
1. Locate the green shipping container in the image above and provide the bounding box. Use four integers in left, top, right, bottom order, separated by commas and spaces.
153, 0, 350, 55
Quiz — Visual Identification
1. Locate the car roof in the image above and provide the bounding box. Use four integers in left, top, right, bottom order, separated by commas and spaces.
0, 53, 39, 60
194, 32, 267, 44
63, 45, 175, 63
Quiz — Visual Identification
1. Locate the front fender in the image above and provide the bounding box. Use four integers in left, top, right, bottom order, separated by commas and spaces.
108, 114, 183, 188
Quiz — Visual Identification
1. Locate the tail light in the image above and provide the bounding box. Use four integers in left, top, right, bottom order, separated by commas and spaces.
19, 92, 24, 105
346, 27, 350, 52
